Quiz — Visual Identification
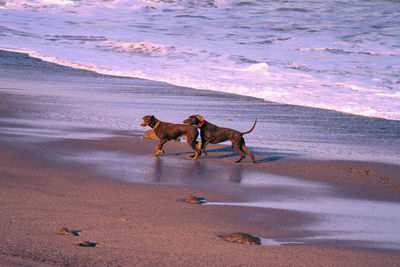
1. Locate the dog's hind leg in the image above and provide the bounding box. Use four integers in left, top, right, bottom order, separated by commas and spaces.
232, 143, 246, 163
241, 144, 256, 163
192, 141, 203, 156
197, 141, 202, 151
190, 147, 200, 160
187, 137, 200, 160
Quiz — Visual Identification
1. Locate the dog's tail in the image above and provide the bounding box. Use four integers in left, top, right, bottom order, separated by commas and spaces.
241, 118, 257, 135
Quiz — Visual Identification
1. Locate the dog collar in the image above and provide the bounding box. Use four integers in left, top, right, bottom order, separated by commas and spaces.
153, 121, 161, 130
199, 120, 205, 128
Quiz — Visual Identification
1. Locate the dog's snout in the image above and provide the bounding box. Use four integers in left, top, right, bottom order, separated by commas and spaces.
183, 116, 194, 125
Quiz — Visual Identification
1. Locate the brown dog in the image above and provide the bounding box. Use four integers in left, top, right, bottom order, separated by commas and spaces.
183, 115, 257, 163
141, 115, 200, 159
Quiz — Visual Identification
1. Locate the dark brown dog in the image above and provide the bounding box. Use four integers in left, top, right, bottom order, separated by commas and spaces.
183, 115, 257, 163
141, 115, 200, 159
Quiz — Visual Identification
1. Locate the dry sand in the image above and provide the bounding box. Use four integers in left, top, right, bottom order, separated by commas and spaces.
1, 135, 400, 266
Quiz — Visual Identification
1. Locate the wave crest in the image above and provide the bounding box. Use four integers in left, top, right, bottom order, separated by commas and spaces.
97, 40, 174, 56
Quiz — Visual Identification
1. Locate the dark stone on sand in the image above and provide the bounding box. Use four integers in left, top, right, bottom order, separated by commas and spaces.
222, 233, 261, 245
184, 195, 206, 204
75, 241, 99, 247
58, 227, 78, 236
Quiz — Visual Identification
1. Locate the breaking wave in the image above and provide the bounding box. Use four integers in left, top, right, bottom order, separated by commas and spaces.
1, 0, 399, 120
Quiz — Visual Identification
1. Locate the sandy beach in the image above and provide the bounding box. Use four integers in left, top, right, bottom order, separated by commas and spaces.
1, 50, 400, 266
1, 137, 400, 266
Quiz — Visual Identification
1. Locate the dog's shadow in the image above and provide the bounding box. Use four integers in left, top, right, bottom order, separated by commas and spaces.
172, 146, 297, 163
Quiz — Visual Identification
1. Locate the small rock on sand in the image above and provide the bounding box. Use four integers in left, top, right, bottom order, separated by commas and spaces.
222, 233, 261, 245
58, 227, 78, 236
74, 241, 98, 247
184, 195, 206, 204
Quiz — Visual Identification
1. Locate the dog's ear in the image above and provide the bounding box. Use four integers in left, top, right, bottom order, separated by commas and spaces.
195, 115, 204, 121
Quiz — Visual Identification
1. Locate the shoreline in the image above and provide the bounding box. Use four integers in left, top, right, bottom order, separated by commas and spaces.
1, 48, 399, 165
1, 48, 399, 123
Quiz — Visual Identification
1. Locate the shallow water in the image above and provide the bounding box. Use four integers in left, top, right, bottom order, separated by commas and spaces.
207, 199, 400, 250
1, 0, 399, 120
57, 149, 400, 250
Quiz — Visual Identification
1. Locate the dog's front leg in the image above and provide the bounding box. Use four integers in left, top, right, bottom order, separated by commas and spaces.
154, 139, 167, 156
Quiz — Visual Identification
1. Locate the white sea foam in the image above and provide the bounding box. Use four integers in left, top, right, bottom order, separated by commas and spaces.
4, 0, 73, 8
98, 40, 174, 56
243, 63, 269, 73
1, 0, 399, 120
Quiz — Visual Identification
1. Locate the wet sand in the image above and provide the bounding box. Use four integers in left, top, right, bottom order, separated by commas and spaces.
53, 136, 400, 201
1, 134, 400, 266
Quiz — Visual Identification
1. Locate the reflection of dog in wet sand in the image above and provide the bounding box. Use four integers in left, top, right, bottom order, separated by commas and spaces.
141, 115, 200, 159
183, 115, 257, 163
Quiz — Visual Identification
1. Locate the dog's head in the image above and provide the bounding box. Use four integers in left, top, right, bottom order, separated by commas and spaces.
183, 115, 204, 126
141, 115, 158, 127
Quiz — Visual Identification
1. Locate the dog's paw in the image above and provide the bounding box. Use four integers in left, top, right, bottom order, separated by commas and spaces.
235, 157, 245, 163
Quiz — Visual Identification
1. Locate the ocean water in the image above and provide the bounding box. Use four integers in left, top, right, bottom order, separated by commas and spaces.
1, 0, 399, 120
